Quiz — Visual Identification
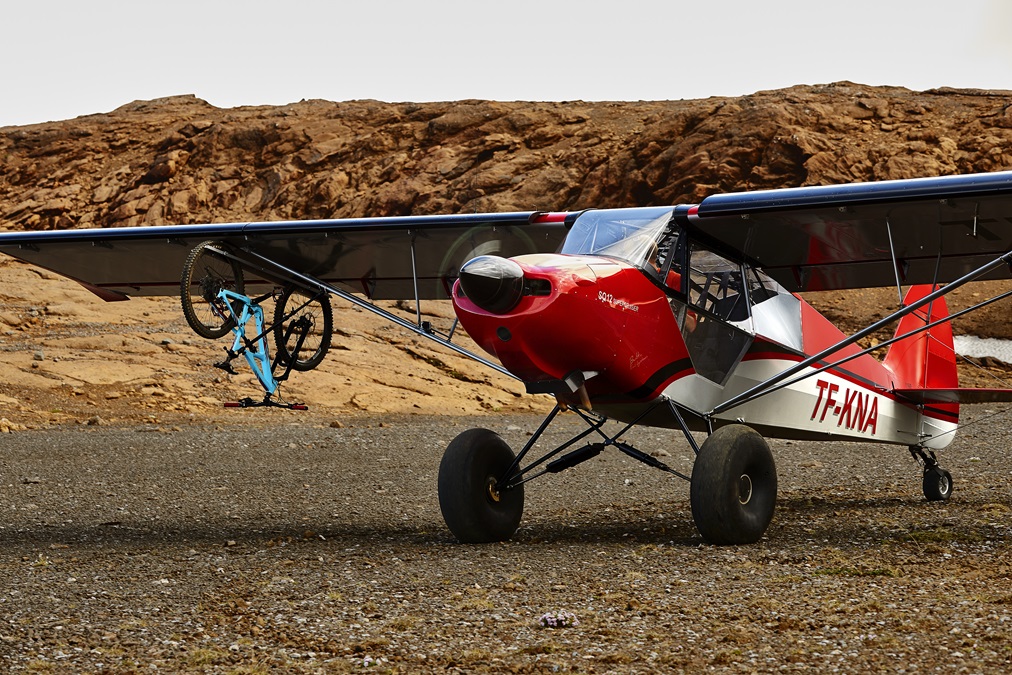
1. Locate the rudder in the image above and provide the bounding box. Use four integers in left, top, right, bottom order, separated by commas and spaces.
883, 284, 959, 420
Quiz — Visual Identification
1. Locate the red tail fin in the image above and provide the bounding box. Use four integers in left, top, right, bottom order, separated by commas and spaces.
883, 285, 959, 418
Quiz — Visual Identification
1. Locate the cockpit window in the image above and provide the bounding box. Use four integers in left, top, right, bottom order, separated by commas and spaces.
687, 246, 749, 324
561, 207, 674, 269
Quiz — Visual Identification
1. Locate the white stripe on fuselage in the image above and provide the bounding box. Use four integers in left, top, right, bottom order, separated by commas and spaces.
662, 358, 956, 449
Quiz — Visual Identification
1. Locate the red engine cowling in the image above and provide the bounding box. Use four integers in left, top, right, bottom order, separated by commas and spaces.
452, 253, 688, 403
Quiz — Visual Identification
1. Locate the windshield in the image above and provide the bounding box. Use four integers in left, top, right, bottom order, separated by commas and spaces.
561, 207, 674, 268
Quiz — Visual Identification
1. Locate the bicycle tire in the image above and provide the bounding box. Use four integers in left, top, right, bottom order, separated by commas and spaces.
273, 286, 333, 371
180, 241, 245, 339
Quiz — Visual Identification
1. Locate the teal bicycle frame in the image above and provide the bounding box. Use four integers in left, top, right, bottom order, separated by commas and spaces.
214, 288, 310, 408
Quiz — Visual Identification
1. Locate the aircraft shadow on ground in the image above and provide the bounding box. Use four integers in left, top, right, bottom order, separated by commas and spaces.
0, 518, 699, 549
768, 492, 1001, 544
0, 493, 993, 550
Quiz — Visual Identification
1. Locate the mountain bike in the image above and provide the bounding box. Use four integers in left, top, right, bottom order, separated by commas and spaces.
179, 241, 334, 409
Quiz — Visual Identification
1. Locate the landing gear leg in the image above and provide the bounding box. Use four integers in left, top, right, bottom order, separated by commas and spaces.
909, 446, 953, 502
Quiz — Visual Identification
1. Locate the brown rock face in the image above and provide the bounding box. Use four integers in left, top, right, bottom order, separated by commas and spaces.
2, 85, 1012, 426
3, 84, 1011, 233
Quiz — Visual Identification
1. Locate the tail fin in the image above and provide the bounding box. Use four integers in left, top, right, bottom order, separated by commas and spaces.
883, 284, 959, 420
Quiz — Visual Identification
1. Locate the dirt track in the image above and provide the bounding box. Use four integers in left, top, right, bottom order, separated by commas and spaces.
2, 409, 1011, 673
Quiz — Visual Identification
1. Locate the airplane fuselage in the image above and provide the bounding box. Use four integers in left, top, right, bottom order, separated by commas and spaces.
452, 211, 959, 450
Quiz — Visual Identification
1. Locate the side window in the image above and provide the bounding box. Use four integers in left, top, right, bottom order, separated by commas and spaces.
745, 267, 781, 307
745, 266, 804, 351
687, 246, 749, 325
678, 245, 754, 385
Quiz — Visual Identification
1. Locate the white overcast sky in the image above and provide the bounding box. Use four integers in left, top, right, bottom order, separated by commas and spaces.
3, 0, 1010, 128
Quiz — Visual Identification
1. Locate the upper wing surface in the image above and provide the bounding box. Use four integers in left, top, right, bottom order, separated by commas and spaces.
0, 213, 567, 300
678, 171, 1012, 292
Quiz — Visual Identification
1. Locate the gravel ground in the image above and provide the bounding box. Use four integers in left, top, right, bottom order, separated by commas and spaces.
2, 409, 1012, 673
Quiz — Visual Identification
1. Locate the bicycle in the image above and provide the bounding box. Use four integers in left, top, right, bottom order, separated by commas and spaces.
179, 241, 334, 409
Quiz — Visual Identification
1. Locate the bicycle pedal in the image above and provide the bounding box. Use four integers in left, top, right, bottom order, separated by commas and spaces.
214, 361, 239, 375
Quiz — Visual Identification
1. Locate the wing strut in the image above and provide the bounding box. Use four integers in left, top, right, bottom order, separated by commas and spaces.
223, 246, 519, 380
409, 229, 423, 327
886, 217, 903, 307
709, 249, 1012, 417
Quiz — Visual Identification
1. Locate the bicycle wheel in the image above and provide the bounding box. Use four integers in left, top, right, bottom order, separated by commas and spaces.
273, 287, 333, 371
180, 241, 245, 339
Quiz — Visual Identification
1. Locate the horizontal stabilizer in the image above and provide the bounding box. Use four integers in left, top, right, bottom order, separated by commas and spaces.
893, 387, 1012, 404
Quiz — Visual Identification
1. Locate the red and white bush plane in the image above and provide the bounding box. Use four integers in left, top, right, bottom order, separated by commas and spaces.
3, 170, 1012, 545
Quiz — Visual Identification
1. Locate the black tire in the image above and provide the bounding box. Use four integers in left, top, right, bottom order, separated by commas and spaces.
923, 467, 953, 502
273, 287, 333, 371
438, 428, 524, 543
690, 424, 777, 545
180, 241, 244, 339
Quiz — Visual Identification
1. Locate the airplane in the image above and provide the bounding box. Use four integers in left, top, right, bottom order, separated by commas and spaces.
2, 170, 1012, 546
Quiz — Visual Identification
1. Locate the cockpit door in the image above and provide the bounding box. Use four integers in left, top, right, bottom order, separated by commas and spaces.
679, 245, 754, 385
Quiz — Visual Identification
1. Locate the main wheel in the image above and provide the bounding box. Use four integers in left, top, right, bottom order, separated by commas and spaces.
690, 424, 777, 545
180, 241, 244, 339
438, 428, 524, 543
273, 287, 333, 371
922, 467, 953, 502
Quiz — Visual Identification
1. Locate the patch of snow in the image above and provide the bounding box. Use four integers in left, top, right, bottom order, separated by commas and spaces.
953, 336, 1012, 363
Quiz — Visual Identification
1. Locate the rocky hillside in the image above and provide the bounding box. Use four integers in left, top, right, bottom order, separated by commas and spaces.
2, 83, 1012, 427
3, 82, 1012, 233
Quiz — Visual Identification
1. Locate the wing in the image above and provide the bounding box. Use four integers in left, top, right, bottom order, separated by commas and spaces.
676, 170, 1012, 292
0, 212, 568, 301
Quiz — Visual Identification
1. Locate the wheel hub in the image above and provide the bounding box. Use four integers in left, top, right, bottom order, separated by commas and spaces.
200, 276, 223, 302
738, 474, 753, 505
486, 478, 501, 503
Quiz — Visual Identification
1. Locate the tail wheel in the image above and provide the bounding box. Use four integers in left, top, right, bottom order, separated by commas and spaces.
923, 466, 953, 502
272, 287, 333, 371
690, 424, 777, 545
438, 428, 524, 543
180, 241, 244, 339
